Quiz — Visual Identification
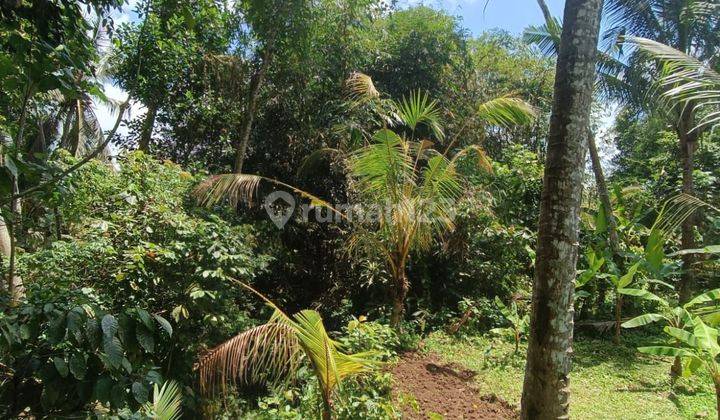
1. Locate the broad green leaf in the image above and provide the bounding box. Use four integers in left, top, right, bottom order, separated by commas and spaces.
132, 381, 149, 404
683, 356, 704, 377
645, 229, 664, 274
622, 313, 664, 328
153, 314, 173, 337
618, 288, 663, 302
618, 262, 641, 288
595, 202, 608, 234
637, 346, 696, 358
136, 327, 155, 353
69, 354, 86, 380
663, 326, 698, 347
671, 245, 720, 256
684, 289, 720, 309
137, 309, 154, 330
53, 357, 69, 378
103, 335, 123, 369
101, 314, 119, 338
692, 318, 720, 357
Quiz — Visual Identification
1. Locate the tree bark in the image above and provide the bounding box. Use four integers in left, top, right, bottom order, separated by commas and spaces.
536, 0, 553, 22
233, 48, 272, 174
390, 270, 409, 330
713, 375, 720, 420
138, 102, 158, 153
520, 1, 603, 418
677, 109, 698, 304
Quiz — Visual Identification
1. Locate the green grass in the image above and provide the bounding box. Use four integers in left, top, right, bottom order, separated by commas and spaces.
423, 331, 716, 419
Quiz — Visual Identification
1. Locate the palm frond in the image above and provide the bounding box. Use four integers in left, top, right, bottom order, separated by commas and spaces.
349, 129, 415, 202
476, 97, 537, 128
195, 323, 301, 395
450, 145, 494, 174
144, 381, 183, 420
194, 174, 263, 208
652, 194, 718, 236
193, 173, 341, 219
523, 19, 561, 57
346, 71, 380, 100
394, 90, 445, 141
628, 36, 720, 131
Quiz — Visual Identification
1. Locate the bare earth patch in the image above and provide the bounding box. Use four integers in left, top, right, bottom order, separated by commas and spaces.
390, 352, 518, 419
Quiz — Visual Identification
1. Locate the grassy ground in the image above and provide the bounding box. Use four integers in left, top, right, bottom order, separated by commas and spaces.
423, 331, 715, 419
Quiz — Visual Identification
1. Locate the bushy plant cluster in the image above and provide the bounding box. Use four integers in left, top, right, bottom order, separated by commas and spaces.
0, 153, 271, 416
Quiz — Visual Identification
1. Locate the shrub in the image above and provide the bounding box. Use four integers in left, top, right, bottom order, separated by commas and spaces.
1, 152, 271, 417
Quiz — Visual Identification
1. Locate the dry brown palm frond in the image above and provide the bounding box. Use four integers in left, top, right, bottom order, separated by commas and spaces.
346, 72, 379, 100
195, 323, 301, 396
194, 174, 262, 208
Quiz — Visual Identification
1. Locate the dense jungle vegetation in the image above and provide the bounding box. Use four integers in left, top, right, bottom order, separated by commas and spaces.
1, 0, 719, 418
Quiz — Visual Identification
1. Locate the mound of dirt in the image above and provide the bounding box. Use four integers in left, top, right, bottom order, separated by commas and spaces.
390, 352, 518, 419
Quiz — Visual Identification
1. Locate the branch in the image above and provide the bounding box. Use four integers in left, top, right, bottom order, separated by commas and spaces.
1, 98, 130, 206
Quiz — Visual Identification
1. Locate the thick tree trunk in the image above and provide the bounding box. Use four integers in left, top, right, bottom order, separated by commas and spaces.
138, 102, 158, 153
390, 270, 409, 330
677, 112, 698, 304
234, 48, 272, 174
520, 1, 603, 418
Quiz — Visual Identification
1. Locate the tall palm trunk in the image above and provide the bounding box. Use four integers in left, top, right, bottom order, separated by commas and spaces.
677, 109, 698, 304
589, 133, 625, 341
234, 48, 272, 174
390, 269, 409, 330
520, 0, 603, 418
138, 102, 158, 153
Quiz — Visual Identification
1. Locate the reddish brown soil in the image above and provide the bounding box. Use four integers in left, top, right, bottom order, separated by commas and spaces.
390, 352, 518, 419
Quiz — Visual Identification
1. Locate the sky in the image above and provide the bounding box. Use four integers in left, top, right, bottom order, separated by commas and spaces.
402, 0, 567, 35
97, 0, 571, 132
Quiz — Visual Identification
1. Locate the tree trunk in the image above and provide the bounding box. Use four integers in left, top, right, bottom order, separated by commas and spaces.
670, 354, 682, 380
520, 1, 603, 418
588, 134, 621, 253
713, 375, 720, 420
536, 0, 553, 22
677, 111, 698, 304
614, 293, 622, 344
138, 102, 158, 153
71, 99, 83, 157
234, 48, 272, 174
390, 270, 409, 330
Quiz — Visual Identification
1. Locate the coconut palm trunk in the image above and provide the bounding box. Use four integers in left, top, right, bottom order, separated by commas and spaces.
520, 0, 603, 418
678, 109, 699, 304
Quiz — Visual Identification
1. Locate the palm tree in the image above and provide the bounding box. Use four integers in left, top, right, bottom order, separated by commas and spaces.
526, 0, 627, 273
603, 0, 720, 303
195, 73, 536, 330
628, 36, 720, 132
520, 0, 604, 418
30, 20, 120, 159
195, 282, 375, 420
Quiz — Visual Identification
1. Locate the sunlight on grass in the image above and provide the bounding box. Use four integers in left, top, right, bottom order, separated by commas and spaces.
424, 332, 715, 419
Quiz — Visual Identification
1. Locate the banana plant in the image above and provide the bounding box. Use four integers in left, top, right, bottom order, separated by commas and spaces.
490, 296, 529, 353
195, 282, 377, 420
623, 289, 720, 377
637, 317, 720, 415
